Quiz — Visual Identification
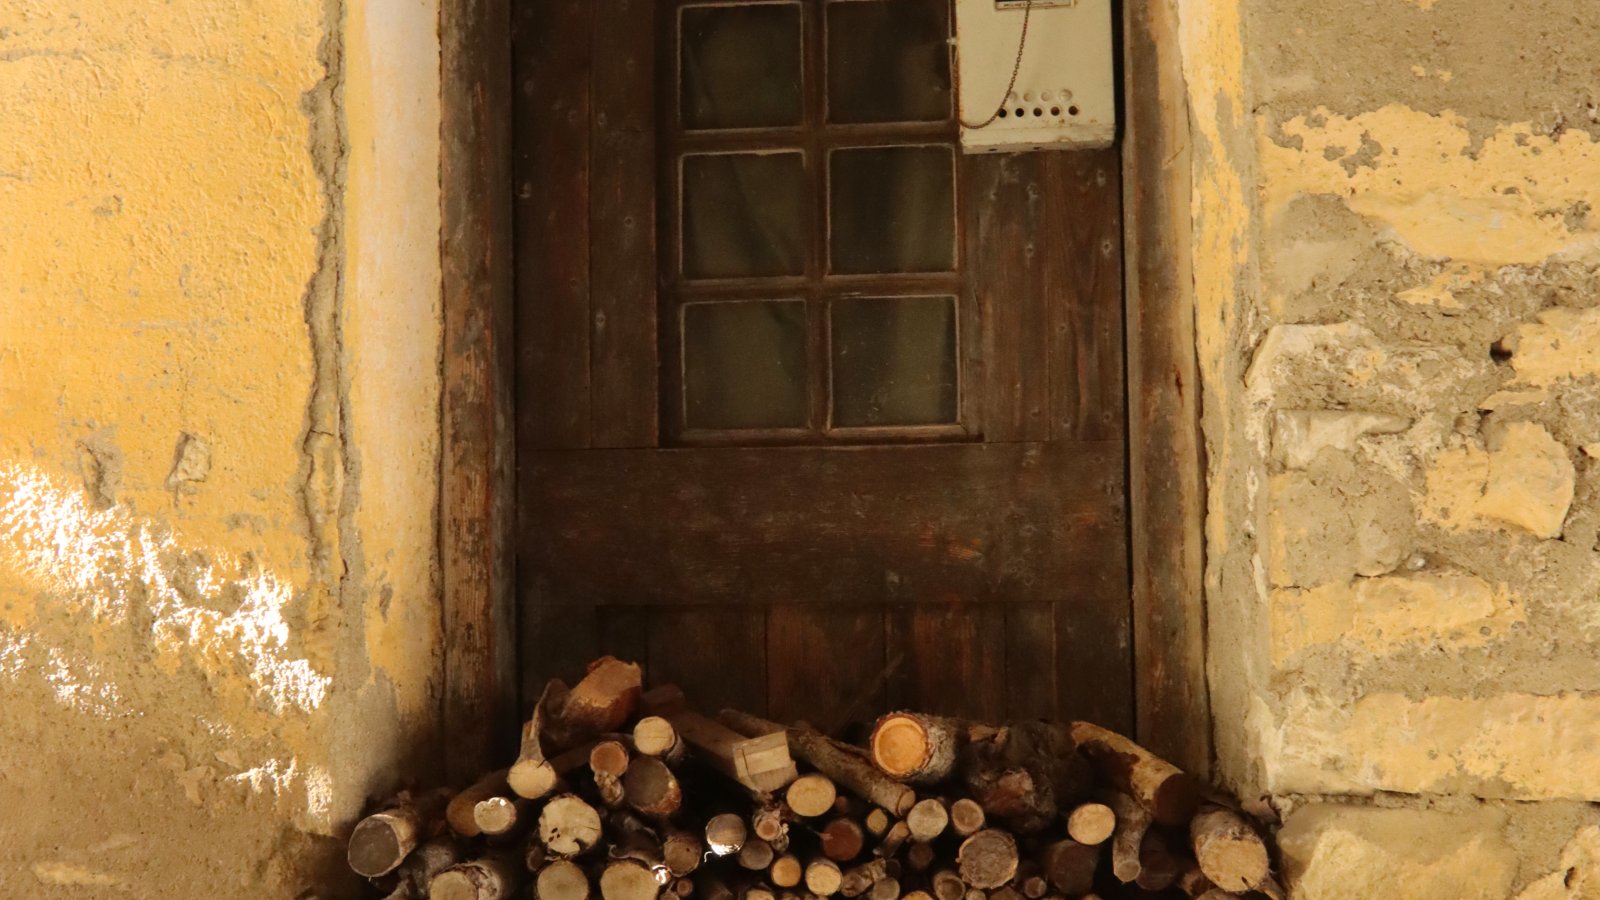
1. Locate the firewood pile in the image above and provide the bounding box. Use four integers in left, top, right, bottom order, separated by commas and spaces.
348, 658, 1282, 900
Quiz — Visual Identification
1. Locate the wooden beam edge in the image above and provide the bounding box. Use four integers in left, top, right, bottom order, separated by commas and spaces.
1121, 0, 1212, 777
440, 0, 519, 783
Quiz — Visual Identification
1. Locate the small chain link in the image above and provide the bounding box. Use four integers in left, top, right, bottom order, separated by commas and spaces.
954, 0, 1035, 131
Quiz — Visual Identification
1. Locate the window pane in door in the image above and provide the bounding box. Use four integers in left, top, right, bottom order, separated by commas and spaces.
830, 145, 956, 274
681, 3, 803, 130
684, 300, 810, 430
683, 152, 808, 279
827, 0, 951, 124
831, 295, 957, 427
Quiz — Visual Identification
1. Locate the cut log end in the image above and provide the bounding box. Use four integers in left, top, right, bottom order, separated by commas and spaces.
806, 858, 844, 896
706, 813, 748, 856
540, 794, 604, 857
432, 858, 522, 900
509, 758, 560, 801
821, 817, 866, 862
601, 860, 667, 900
786, 773, 839, 818
770, 854, 804, 889
591, 740, 631, 778
348, 814, 414, 878
1064, 803, 1115, 846
948, 798, 985, 837
634, 716, 683, 761
905, 798, 949, 842
738, 838, 775, 871
623, 757, 684, 818
956, 829, 1019, 890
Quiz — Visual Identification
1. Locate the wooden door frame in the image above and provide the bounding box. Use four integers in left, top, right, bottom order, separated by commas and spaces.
438, 0, 1210, 780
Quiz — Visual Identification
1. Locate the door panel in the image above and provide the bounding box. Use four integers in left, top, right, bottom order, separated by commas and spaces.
514, 0, 1131, 735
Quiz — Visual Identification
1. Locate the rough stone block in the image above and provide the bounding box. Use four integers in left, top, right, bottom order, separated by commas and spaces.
1479, 421, 1575, 538
1278, 804, 1515, 900
1262, 690, 1600, 800
1266, 455, 1414, 586
1505, 306, 1600, 390
1515, 825, 1600, 900
1273, 409, 1412, 470
1270, 570, 1518, 664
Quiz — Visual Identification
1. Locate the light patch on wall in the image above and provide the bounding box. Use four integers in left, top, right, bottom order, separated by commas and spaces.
1261, 105, 1600, 267
0, 461, 331, 715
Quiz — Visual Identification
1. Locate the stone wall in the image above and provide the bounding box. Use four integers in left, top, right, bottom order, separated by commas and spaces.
1181, 0, 1600, 895
0, 1, 442, 896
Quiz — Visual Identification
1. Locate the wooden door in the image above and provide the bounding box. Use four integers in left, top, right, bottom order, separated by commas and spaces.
513, 0, 1129, 733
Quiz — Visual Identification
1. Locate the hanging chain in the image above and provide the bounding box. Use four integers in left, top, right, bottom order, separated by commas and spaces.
954, 0, 1035, 130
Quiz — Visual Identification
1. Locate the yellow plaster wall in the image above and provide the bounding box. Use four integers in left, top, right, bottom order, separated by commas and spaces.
0, 0, 442, 895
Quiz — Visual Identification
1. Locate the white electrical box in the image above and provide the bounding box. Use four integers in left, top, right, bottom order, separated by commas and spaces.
953, 0, 1116, 153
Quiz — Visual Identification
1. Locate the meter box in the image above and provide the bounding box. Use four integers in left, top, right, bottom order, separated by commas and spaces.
953, 0, 1116, 152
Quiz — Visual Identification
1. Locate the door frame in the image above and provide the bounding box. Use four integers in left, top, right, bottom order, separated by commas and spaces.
438, 0, 1209, 781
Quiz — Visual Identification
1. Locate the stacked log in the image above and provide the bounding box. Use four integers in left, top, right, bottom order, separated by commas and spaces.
347, 658, 1282, 900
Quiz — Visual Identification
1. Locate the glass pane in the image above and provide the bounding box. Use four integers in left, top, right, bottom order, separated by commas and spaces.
832, 296, 957, 427
683, 152, 808, 279
681, 3, 803, 130
684, 300, 809, 430
830, 145, 955, 274
827, 0, 951, 123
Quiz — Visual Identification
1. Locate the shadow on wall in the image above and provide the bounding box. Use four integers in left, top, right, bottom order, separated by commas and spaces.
0, 461, 414, 898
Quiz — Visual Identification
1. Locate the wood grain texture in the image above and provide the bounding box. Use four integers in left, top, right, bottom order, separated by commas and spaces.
1002, 603, 1057, 721
522, 442, 1125, 609
590, 0, 659, 448
966, 155, 1050, 443
767, 605, 886, 733
517, 0, 595, 449
649, 607, 768, 716
885, 604, 1004, 722
442, 0, 518, 781
1124, 0, 1212, 777
1047, 151, 1125, 443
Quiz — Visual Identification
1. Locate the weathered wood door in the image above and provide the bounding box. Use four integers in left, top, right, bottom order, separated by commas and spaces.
514, 0, 1129, 733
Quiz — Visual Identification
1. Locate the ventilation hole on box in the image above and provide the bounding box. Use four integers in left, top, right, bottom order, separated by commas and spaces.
1051, 106, 1061, 117
1068, 105, 1080, 116
1033, 107, 1043, 117
997, 108, 1008, 118
1490, 339, 1514, 364
1015, 108, 1027, 118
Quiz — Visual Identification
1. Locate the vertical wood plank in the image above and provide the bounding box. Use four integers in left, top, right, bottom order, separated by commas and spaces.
886, 604, 1005, 722
965, 155, 1051, 443
522, 592, 599, 704
1047, 150, 1126, 443
1003, 603, 1057, 721
768, 605, 885, 734
443, 0, 517, 782
590, 0, 659, 448
600, 606, 652, 673
517, 0, 594, 449
1124, 0, 1212, 776
648, 607, 767, 715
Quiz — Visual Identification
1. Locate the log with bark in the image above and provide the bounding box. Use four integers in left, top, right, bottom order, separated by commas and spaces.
348, 790, 450, 878
720, 711, 915, 817
1070, 722, 1198, 826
